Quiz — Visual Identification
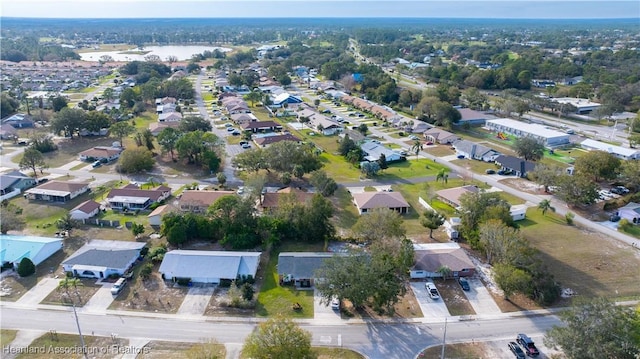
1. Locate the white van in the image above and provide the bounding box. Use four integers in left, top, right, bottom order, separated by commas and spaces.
111, 278, 127, 295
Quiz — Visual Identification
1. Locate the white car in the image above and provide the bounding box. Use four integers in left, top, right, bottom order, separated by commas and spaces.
330, 296, 340, 310
425, 282, 440, 300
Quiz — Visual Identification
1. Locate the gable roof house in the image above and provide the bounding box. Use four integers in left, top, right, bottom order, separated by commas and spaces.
0, 234, 63, 269
0, 123, 18, 140
178, 190, 236, 213
1, 113, 34, 128
423, 127, 460, 144
230, 112, 258, 125
70, 200, 101, 220
452, 140, 501, 162
436, 185, 480, 209
494, 155, 536, 178
254, 133, 301, 147
297, 108, 342, 135
360, 141, 402, 163
78, 146, 123, 162
147, 204, 176, 227
617, 202, 640, 225
106, 184, 171, 210
261, 187, 314, 211
241, 120, 282, 133
580, 139, 640, 160
277, 252, 347, 288
25, 181, 89, 203
158, 111, 183, 122
159, 250, 261, 284
410, 243, 476, 279
456, 108, 490, 126
352, 191, 410, 214
148, 121, 181, 136
271, 93, 303, 107
62, 240, 146, 279
0, 170, 36, 200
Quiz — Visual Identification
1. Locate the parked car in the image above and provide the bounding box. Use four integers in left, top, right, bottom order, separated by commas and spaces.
224, 122, 233, 127
485, 169, 496, 174
611, 186, 629, 195
425, 141, 433, 145
330, 296, 340, 310
457, 154, 466, 159
111, 277, 127, 296
609, 214, 621, 222
92, 161, 102, 168
425, 282, 440, 300
508, 341, 526, 359
458, 277, 470, 291
409, 135, 419, 140
516, 334, 540, 357
241, 143, 251, 149
232, 131, 241, 136
226, 127, 235, 132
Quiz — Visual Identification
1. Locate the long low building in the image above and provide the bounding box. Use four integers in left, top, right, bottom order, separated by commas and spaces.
0, 234, 63, 269
485, 118, 570, 147
159, 250, 261, 284
580, 139, 640, 160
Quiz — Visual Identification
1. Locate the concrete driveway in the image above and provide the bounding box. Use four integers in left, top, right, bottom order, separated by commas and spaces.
16, 278, 59, 306
462, 277, 502, 315
177, 286, 216, 316
81, 283, 115, 313
409, 281, 450, 319
313, 289, 341, 324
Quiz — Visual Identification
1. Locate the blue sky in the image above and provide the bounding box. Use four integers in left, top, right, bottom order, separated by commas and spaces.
1, 0, 639, 19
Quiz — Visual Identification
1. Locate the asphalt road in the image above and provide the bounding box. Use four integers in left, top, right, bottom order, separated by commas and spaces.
0, 305, 562, 358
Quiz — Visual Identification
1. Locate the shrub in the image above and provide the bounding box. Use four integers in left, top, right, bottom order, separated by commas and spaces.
17, 257, 35, 277
565, 212, 575, 225
176, 277, 191, 286
140, 263, 153, 279
219, 279, 232, 287
241, 283, 255, 301
139, 247, 149, 256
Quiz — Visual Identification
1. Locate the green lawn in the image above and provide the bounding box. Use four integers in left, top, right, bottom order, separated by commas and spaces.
620, 224, 640, 238
8, 196, 90, 236
256, 242, 324, 318
332, 187, 360, 230
451, 158, 499, 174
379, 159, 448, 181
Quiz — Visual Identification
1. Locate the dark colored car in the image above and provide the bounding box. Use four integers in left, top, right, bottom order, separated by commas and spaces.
516, 334, 540, 357
508, 341, 526, 359
458, 277, 470, 291
485, 169, 496, 174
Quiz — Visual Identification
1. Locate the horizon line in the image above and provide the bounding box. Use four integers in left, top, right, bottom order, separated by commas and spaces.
2, 16, 639, 20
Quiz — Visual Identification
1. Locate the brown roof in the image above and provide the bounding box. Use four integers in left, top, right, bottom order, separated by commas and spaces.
149, 121, 180, 135
33, 181, 89, 193
148, 204, 176, 217
71, 200, 101, 214
413, 247, 475, 273
351, 191, 409, 210
79, 146, 122, 158
261, 188, 314, 209
435, 185, 479, 207
107, 187, 167, 201
254, 134, 300, 146
241, 121, 281, 130
179, 190, 236, 209
423, 127, 459, 141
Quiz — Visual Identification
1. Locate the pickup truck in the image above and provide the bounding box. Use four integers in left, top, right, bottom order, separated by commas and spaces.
516, 334, 540, 357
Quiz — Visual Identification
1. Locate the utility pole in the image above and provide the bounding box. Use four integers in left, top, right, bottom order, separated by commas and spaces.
440, 317, 448, 359
71, 302, 89, 359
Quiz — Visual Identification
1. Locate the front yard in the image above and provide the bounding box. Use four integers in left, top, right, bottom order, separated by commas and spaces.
40, 278, 102, 307
16, 333, 128, 359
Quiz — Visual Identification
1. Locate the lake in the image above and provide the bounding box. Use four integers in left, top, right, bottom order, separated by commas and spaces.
80, 45, 232, 62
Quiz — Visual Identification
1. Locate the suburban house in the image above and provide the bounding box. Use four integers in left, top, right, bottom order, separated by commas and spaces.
261, 187, 314, 211
456, 108, 490, 126
410, 243, 476, 279
352, 191, 410, 214
494, 155, 536, 178
155, 97, 177, 105
70, 200, 101, 220
147, 204, 176, 226
360, 141, 402, 162
1, 113, 34, 128
159, 250, 261, 284
407, 121, 431, 134
580, 139, 640, 160
0, 170, 36, 201
297, 108, 342, 135
230, 113, 258, 124
149, 121, 181, 136
436, 185, 480, 209
277, 252, 346, 288
452, 140, 501, 162
106, 184, 171, 210
62, 240, 146, 279
25, 181, 90, 203
617, 202, 640, 224
271, 92, 303, 107
0, 234, 63, 269
241, 120, 282, 133
423, 127, 460, 144
78, 146, 123, 162
510, 204, 528, 221
178, 190, 235, 213
254, 133, 301, 147
485, 118, 570, 147
0, 123, 18, 139
158, 112, 183, 122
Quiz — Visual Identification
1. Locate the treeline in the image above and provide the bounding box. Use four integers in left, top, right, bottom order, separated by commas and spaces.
0, 37, 80, 62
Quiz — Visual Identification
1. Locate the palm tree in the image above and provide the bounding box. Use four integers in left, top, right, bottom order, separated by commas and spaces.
410, 139, 422, 159
436, 168, 448, 183
538, 199, 555, 216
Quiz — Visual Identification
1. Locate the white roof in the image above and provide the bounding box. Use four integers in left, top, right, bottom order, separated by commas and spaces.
109, 196, 150, 204
159, 250, 261, 280
413, 242, 461, 251
581, 139, 640, 158
553, 97, 601, 109
486, 118, 568, 140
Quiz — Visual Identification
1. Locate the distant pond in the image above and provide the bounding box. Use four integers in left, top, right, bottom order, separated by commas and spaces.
79, 45, 231, 62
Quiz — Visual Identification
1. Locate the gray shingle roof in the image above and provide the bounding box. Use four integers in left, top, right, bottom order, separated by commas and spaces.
277, 252, 345, 279
63, 240, 145, 269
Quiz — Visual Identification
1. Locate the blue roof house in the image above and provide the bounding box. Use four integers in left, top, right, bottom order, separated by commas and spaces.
0, 234, 63, 269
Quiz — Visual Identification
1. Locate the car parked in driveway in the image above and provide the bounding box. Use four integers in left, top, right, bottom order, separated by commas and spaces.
516, 334, 540, 357
458, 277, 470, 291
485, 169, 496, 174
331, 296, 340, 310
508, 341, 526, 359
226, 126, 235, 132
425, 282, 440, 300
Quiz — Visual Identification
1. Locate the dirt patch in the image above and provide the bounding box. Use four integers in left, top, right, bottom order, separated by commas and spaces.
499, 178, 546, 195
40, 278, 102, 306
435, 279, 476, 316
17, 333, 128, 359
109, 263, 188, 314
204, 286, 256, 317
137, 340, 226, 359
341, 283, 423, 319
420, 342, 492, 358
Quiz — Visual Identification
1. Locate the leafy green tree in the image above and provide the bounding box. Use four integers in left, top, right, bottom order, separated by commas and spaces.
17, 257, 36, 277
176, 131, 220, 166
574, 150, 621, 182
537, 199, 555, 216
421, 210, 445, 238
56, 213, 77, 232
338, 134, 358, 156
243, 91, 262, 107
19, 148, 47, 180
459, 191, 511, 246
529, 163, 564, 192
51, 107, 85, 138
241, 282, 254, 301
377, 153, 388, 170
116, 147, 154, 174
345, 148, 363, 165
352, 208, 405, 243
51, 95, 69, 112
157, 127, 181, 160
242, 317, 314, 359
110, 121, 135, 145
357, 123, 368, 136
84, 111, 112, 133
545, 298, 640, 359
360, 161, 380, 177
179, 116, 212, 132
216, 172, 227, 187
131, 223, 145, 237
493, 263, 532, 300
315, 252, 371, 309
309, 170, 338, 197
554, 174, 600, 207
619, 159, 640, 191
265, 141, 322, 175
142, 129, 155, 151
513, 136, 545, 161
629, 134, 640, 148
233, 148, 266, 172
